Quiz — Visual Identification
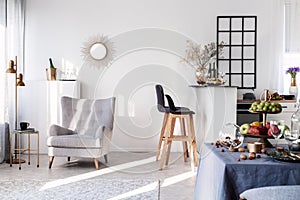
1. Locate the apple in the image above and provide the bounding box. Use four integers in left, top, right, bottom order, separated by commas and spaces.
270, 124, 280, 135
248, 126, 260, 135
268, 124, 280, 137
265, 122, 270, 130
268, 129, 272, 137
240, 123, 250, 134
258, 126, 268, 135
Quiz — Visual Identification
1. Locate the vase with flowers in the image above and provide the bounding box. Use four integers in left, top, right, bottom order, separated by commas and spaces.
182, 40, 225, 84
286, 67, 300, 99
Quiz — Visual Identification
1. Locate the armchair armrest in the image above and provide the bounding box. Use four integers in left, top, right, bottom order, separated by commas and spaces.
103, 127, 112, 139
48, 124, 76, 136
101, 127, 113, 155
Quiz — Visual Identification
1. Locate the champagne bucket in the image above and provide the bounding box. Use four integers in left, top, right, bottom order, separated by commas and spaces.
46, 68, 56, 81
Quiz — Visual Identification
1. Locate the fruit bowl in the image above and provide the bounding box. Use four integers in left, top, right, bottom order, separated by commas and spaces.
243, 134, 272, 139
248, 101, 282, 114
248, 109, 281, 114
219, 123, 244, 149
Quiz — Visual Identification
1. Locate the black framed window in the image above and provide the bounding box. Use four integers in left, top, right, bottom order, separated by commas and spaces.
217, 16, 257, 89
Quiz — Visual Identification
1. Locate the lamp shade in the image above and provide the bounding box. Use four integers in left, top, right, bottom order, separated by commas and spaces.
16, 73, 25, 86
6, 60, 16, 73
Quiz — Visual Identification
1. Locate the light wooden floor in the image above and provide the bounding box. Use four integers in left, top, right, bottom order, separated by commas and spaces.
0, 152, 196, 200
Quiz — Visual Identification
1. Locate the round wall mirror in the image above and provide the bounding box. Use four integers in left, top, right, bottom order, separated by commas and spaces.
90, 43, 107, 60
81, 34, 115, 67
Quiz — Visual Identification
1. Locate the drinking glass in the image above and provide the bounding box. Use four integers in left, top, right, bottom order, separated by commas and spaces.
270, 120, 285, 148
284, 130, 299, 150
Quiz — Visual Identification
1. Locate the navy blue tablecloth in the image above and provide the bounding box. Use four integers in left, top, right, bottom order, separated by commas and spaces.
194, 143, 300, 200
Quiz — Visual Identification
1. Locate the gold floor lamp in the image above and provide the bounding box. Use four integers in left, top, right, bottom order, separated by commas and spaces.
6, 56, 25, 164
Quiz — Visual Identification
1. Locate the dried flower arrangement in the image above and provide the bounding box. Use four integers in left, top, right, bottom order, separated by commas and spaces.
182, 40, 225, 69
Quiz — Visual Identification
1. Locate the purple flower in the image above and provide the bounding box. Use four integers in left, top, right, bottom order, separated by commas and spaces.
286, 67, 300, 78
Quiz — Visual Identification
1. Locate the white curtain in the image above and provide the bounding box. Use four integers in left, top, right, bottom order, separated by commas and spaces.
0, 0, 25, 163
285, 0, 300, 52
282, 0, 300, 94
267, 0, 285, 93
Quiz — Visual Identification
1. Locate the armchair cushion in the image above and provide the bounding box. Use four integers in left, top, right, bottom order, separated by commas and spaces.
47, 126, 106, 148
48, 124, 76, 137
48, 135, 102, 148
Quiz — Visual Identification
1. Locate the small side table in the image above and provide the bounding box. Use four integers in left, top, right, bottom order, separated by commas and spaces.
10, 129, 39, 170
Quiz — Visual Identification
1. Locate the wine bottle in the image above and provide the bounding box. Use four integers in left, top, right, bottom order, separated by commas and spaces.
49, 58, 55, 68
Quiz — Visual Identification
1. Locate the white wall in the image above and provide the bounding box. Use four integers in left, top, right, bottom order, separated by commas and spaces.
23, 0, 282, 152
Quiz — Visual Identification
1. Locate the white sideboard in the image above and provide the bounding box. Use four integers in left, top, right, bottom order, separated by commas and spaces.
20, 81, 80, 154
191, 86, 237, 149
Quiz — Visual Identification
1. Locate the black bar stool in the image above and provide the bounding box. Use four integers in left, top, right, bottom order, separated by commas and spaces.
155, 84, 198, 170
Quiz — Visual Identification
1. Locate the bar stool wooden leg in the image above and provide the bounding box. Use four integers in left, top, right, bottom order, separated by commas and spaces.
159, 137, 169, 170
156, 113, 169, 161
180, 117, 188, 162
187, 114, 195, 171
159, 114, 172, 170
165, 117, 176, 166
189, 142, 195, 171
189, 114, 198, 167
192, 140, 198, 167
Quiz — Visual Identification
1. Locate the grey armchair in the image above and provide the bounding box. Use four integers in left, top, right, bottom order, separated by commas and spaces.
47, 96, 116, 169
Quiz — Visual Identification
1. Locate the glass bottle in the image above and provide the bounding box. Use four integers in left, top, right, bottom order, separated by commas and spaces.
291, 101, 300, 132
49, 58, 55, 68
288, 101, 300, 150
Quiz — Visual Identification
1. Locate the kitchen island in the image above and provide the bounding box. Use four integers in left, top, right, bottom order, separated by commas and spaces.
190, 85, 237, 149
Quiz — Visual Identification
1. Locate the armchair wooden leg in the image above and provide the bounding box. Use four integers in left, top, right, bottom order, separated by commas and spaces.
104, 155, 108, 163
67, 157, 70, 162
93, 158, 99, 170
49, 156, 54, 169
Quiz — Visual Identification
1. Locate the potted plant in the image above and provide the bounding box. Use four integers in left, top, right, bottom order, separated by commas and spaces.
182, 40, 225, 84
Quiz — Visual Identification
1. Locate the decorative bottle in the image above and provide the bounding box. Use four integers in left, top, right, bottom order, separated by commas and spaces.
290, 101, 300, 150
49, 58, 55, 68
291, 101, 300, 132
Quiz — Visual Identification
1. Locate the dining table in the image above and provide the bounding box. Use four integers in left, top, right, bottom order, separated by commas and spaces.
194, 143, 300, 200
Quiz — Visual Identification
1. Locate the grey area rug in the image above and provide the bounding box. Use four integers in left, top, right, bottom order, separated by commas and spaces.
0, 178, 160, 200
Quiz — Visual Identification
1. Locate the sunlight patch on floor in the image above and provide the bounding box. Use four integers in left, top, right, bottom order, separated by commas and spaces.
40, 155, 196, 200
107, 181, 159, 200
107, 171, 196, 200
40, 156, 156, 191
160, 171, 196, 187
